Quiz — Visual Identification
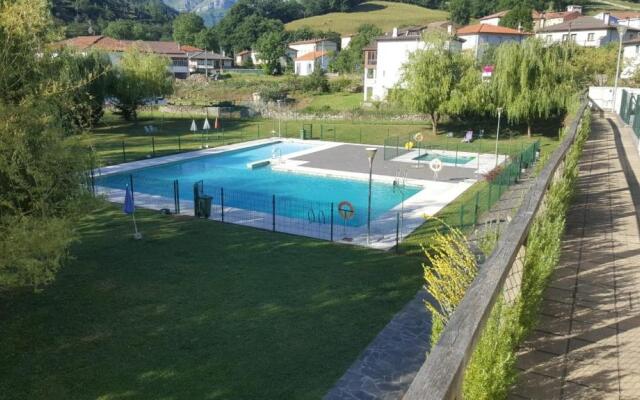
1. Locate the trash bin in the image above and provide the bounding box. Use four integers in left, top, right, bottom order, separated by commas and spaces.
198, 195, 213, 218
299, 128, 306, 140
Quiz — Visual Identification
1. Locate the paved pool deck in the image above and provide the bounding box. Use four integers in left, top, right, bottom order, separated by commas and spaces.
290, 143, 480, 183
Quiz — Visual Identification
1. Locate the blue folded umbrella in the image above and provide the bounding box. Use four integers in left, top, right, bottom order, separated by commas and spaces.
123, 185, 135, 215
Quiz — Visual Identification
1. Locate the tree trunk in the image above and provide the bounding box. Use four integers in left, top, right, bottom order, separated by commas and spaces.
527, 123, 532, 138
430, 113, 439, 135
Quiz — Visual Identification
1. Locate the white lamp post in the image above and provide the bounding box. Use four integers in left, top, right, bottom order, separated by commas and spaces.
614, 25, 628, 112
366, 147, 378, 244
495, 107, 503, 167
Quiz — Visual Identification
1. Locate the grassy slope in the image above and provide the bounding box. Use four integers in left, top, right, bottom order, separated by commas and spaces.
285, 1, 449, 35
0, 205, 422, 400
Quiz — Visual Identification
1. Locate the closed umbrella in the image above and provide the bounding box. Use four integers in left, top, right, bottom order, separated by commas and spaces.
202, 117, 211, 148
123, 184, 142, 240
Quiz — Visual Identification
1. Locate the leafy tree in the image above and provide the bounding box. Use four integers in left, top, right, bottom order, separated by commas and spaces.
109, 49, 173, 120
103, 20, 137, 39
256, 31, 286, 75
331, 24, 382, 74
499, 4, 533, 31
217, 14, 284, 53
492, 39, 576, 137
392, 32, 480, 135
195, 28, 220, 52
0, 0, 94, 290
449, 0, 472, 25
302, 61, 329, 93
172, 13, 205, 46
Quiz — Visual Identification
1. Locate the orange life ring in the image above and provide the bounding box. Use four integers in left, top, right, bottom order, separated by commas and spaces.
338, 201, 355, 220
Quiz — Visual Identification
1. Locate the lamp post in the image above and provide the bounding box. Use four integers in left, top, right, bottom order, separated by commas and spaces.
366, 147, 378, 244
495, 107, 503, 167
614, 25, 628, 112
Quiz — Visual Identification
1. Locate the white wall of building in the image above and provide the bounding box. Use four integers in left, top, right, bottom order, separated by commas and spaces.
295, 56, 330, 76
589, 86, 640, 112
459, 33, 524, 58
365, 39, 425, 101
480, 17, 501, 26
536, 29, 615, 47
290, 40, 337, 57
341, 36, 352, 49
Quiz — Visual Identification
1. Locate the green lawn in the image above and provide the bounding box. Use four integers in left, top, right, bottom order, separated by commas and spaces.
304, 93, 363, 112
90, 110, 558, 167
285, 1, 449, 35
0, 205, 422, 400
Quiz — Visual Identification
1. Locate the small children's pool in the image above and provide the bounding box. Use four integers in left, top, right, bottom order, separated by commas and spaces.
97, 141, 421, 227
415, 152, 475, 165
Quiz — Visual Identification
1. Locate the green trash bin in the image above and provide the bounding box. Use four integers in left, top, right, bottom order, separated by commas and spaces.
198, 195, 213, 218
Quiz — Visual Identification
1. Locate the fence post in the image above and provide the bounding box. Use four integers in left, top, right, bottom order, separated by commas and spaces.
474, 191, 479, 226
487, 183, 492, 210
129, 174, 134, 202
330, 202, 334, 242
152, 136, 156, 157
455, 144, 459, 165
173, 179, 180, 214
320, 124, 324, 140
395, 212, 400, 254
272, 194, 276, 232
459, 204, 464, 229
178, 134, 181, 152
90, 165, 96, 196
258, 123, 261, 138
221, 187, 225, 222
122, 140, 126, 162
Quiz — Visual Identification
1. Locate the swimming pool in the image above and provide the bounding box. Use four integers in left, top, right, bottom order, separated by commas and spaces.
415, 152, 475, 165
96, 141, 421, 227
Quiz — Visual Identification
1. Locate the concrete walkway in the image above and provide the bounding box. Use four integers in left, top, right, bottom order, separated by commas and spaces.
511, 115, 640, 399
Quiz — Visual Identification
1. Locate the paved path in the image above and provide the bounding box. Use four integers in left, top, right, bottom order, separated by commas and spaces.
511, 115, 640, 399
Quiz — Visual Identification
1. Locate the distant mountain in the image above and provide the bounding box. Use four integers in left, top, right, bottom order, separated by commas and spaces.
162, 0, 237, 25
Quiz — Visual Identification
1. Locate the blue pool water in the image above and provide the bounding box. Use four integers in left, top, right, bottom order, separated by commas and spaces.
415, 152, 475, 165
97, 142, 421, 227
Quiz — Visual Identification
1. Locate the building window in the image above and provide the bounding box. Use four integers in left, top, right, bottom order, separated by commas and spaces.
587, 33, 595, 41
366, 68, 375, 79
366, 50, 377, 66
570, 34, 577, 42
173, 58, 188, 66
562, 34, 568, 42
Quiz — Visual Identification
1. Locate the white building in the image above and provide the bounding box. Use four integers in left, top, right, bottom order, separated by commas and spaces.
456, 24, 529, 59
362, 22, 462, 101
294, 51, 331, 76
594, 11, 640, 29
536, 15, 640, 47
289, 38, 338, 58
622, 38, 640, 78
341, 35, 354, 49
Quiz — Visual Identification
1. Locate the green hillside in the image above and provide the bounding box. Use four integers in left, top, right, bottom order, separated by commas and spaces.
285, 1, 449, 35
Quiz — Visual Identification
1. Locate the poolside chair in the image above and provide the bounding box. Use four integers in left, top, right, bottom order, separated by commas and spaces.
461, 130, 473, 143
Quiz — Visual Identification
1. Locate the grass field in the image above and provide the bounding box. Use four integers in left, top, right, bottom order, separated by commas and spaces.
0, 205, 422, 400
285, 1, 449, 35
303, 93, 363, 112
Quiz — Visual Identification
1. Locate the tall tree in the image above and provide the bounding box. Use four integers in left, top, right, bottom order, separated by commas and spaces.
0, 0, 94, 290
330, 24, 382, 74
449, 0, 472, 25
256, 31, 286, 75
172, 13, 205, 46
392, 32, 480, 135
492, 39, 576, 137
109, 49, 173, 120
499, 4, 533, 31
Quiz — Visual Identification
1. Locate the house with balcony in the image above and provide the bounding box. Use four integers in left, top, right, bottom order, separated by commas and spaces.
55, 35, 197, 78
362, 22, 462, 101
536, 14, 640, 46
187, 51, 233, 74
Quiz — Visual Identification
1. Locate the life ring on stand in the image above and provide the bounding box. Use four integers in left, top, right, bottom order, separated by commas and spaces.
338, 201, 355, 220
413, 132, 424, 142
429, 158, 443, 173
